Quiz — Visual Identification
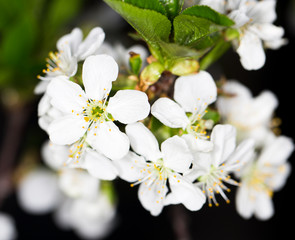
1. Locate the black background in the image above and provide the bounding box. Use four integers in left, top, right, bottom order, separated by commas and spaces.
1, 1, 295, 239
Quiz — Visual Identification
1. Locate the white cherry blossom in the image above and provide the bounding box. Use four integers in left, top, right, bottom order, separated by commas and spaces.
199, 0, 287, 70
46, 54, 150, 160
114, 122, 205, 216
236, 134, 293, 220
185, 124, 255, 207
216, 80, 278, 147
151, 71, 217, 152
35, 27, 105, 94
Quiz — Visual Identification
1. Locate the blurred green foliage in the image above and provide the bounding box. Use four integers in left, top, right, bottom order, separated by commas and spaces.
0, 0, 83, 101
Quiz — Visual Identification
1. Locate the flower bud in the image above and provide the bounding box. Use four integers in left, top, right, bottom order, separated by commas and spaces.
170, 59, 199, 76
140, 62, 165, 86
129, 52, 142, 75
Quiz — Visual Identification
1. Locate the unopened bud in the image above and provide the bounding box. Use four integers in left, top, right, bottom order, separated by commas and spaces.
170, 59, 199, 76
140, 62, 165, 86
129, 52, 142, 75
224, 28, 240, 41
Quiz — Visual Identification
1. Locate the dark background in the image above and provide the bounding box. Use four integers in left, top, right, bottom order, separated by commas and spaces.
1, 0, 295, 239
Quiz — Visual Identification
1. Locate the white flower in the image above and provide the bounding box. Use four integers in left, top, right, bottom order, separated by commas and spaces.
58, 168, 100, 200
114, 122, 205, 216
200, 0, 287, 70
17, 168, 62, 214
41, 140, 118, 180
216, 80, 278, 147
35, 27, 105, 94
151, 71, 217, 151
54, 193, 117, 240
46, 54, 150, 160
185, 124, 255, 207
0, 213, 17, 240
236, 135, 293, 220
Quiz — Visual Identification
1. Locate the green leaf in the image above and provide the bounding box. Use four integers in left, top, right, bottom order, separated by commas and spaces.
159, 41, 206, 60
173, 14, 221, 46
181, 5, 234, 26
123, 0, 166, 15
159, 0, 184, 20
104, 0, 171, 48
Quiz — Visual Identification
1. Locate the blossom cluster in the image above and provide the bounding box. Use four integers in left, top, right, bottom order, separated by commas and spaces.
10, 0, 292, 239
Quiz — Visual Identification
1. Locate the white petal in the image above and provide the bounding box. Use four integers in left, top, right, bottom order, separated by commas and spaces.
34, 80, 49, 94
235, 184, 255, 219
46, 76, 87, 113
237, 31, 265, 70
174, 71, 217, 113
48, 115, 86, 145
138, 182, 167, 216
41, 140, 69, 170
246, 0, 276, 24
38, 93, 51, 117
88, 121, 130, 160
113, 151, 146, 182
249, 24, 284, 42
17, 168, 61, 214
151, 97, 189, 129
125, 122, 161, 161
161, 136, 193, 173
167, 176, 206, 211
76, 27, 105, 61
182, 134, 213, 154
226, 139, 255, 166
210, 124, 236, 166
82, 148, 118, 180
107, 90, 150, 124
57, 28, 83, 53
268, 163, 291, 191
82, 54, 118, 100
228, 9, 250, 28
254, 191, 274, 220
258, 136, 294, 166
0, 213, 17, 240
58, 168, 100, 199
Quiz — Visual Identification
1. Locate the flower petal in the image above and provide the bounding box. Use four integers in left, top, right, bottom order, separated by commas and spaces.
58, 168, 100, 199
258, 136, 294, 166
166, 175, 206, 211
46, 76, 87, 113
210, 124, 236, 166
76, 27, 105, 61
107, 90, 150, 124
237, 31, 265, 70
125, 122, 161, 161
161, 136, 193, 173
174, 71, 217, 113
48, 115, 86, 145
182, 134, 213, 154
254, 191, 274, 220
235, 184, 255, 219
57, 28, 83, 53
82, 148, 118, 180
82, 54, 118, 100
151, 97, 189, 129
113, 151, 146, 182
138, 181, 167, 216
88, 121, 130, 160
